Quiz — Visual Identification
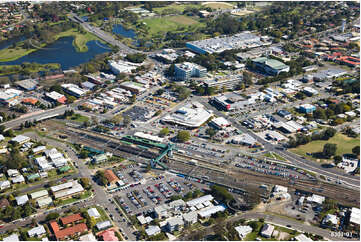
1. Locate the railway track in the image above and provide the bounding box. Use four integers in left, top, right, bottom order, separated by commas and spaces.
169, 156, 360, 207
55, 125, 359, 206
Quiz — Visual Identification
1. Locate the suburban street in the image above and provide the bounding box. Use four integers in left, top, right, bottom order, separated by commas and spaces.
181, 211, 358, 241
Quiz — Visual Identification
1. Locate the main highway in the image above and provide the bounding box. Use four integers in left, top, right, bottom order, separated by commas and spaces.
68, 12, 139, 55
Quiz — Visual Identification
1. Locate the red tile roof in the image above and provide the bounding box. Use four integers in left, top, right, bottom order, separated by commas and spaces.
57, 96, 67, 104
60, 213, 83, 225
104, 170, 119, 183
49, 221, 60, 233
55, 223, 88, 240
99, 229, 118, 241
22, 98, 38, 105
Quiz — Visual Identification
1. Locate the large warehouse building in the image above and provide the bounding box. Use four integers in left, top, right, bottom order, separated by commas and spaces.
186, 31, 263, 54
162, 102, 213, 128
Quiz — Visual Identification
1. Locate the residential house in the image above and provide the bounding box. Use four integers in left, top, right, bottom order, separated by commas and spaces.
15, 194, 29, 206
145, 226, 161, 237
98, 229, 117, 241
87, 207, 101, 219
7, 169, 19, 177
11, 175, 25, 184
95, 220, 112, 231
10, 135, 30, 144
36, 196, 53, 208
260, 224, 274, 238
3, 234, 20, 241
28, 225, 46, 237
235, 225, 253, 240
60, 213, 83, 226
79, 233, 97, 241
54, 223, 88, 240
0, 180, 10, 190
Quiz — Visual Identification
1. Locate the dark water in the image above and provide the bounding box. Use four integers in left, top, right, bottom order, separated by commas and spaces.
0, 36, 111, 70
0, 36, 26, 50
112, 24, 137, 39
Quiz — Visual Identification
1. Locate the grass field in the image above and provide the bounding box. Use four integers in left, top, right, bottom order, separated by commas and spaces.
0, 63, 60, 75
0, 28, 101, 62
67, 113, 89, 123
290, 133, 360, 160
140, 15, 205, 36
202, 2, 235, 9
264, 152, 287, 161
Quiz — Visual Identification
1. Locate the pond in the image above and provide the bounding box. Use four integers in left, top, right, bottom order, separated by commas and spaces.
112, 24, 137, 39
0, 36, 27, 51
0, 36, 111, 70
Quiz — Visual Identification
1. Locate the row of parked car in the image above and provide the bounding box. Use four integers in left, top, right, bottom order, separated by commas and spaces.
117, 197, 133, 215
167, 179, 184, 193
143, 186, 162, 204
155, 182, 173, 199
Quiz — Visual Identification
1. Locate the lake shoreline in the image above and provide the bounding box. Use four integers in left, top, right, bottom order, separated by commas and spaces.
0, 28, 106, 62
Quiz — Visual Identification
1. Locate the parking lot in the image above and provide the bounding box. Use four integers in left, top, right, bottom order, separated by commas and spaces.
233, 155, 311, 180
122, 105, 156, 122
110, 167, 206, 217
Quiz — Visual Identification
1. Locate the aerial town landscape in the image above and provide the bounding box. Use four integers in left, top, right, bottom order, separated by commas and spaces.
0, 1, 359, 241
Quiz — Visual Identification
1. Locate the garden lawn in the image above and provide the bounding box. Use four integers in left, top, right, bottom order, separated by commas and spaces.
290, 133, 360, 160
140, 15, 205, 36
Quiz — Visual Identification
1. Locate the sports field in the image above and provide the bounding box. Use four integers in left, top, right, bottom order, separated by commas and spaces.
141, 15, 204, 36
290, 133, 360, 160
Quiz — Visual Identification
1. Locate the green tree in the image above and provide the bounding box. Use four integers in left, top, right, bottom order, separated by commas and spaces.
4, 129, 15, 137
159, 127, 169, 137
80, 178, 91, 190
95, 170, 108, 186
334, 155, 342, 165
177, 131, 190, 143
210, 185, 233, 202
0, 125, 5, 134
46, 212, 60, 221
206, 127, 217, 139
352, 146, 360, 156
67, 96, 77, 104
243, 72, 253, 87
322, 143, 337, 158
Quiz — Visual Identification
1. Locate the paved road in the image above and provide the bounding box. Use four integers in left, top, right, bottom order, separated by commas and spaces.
181, 211, 357, 241
33, 134, 137, 240
68, 13, 139, 55
194, 97, 360, 188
